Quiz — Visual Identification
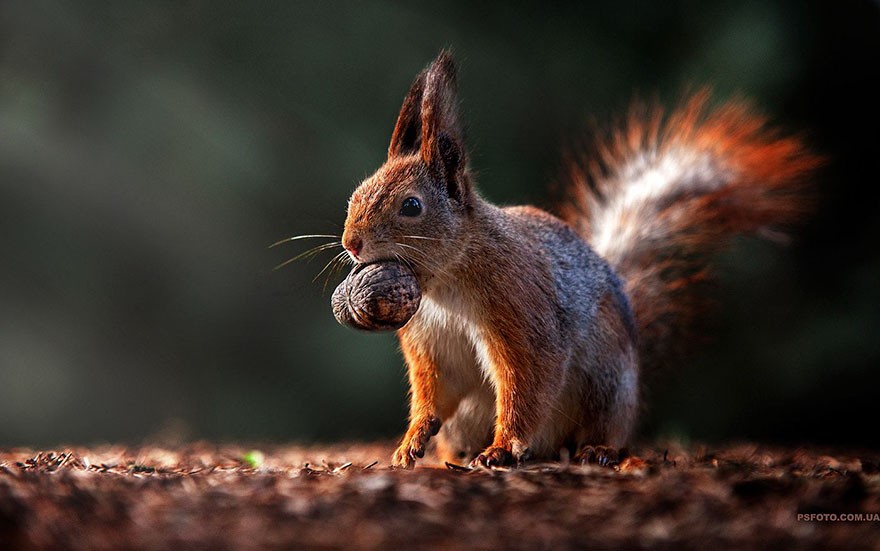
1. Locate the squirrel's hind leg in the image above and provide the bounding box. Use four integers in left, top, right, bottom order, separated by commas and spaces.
433, 385, 495, 464
563, 290, 640, 461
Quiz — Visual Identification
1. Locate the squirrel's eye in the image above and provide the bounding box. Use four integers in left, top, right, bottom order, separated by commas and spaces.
399, 197, 422, 217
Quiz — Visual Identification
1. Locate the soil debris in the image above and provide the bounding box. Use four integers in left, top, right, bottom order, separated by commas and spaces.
1, 442, 878, 549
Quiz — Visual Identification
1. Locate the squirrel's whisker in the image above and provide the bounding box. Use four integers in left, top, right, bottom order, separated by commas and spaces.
393, 252, 416, 274
407, 254, 444, 276
323, 252, 353, 293
314, 251, 349, 283
269, 234, 341, 249
401, 234, 443, 242
299, 241, 343, 258
396, 242, 444, 271
273, 242, 342, 271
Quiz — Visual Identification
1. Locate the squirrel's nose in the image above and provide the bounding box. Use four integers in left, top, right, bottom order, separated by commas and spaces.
343, 235, 363, 258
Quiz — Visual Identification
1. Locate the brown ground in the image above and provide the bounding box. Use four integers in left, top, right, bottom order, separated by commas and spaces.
1, 442, 879, 550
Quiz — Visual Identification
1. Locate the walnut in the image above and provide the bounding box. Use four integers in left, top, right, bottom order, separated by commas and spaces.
331, 261, 422, 331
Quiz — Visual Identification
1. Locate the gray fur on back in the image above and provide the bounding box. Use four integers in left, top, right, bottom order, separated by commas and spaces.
504, 206, 635, 341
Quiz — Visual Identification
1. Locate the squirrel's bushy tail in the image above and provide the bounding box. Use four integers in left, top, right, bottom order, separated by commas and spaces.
560, 90, 821, 372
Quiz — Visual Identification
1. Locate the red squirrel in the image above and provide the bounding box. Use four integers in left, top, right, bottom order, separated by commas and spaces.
340, 51, 818, 468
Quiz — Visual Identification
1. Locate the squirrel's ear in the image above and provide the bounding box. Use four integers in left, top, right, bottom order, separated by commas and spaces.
387, 70, 427, 158
419, 50, 469, 203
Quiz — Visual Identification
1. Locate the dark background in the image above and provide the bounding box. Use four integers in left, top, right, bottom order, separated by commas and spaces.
1, 1, 877, 448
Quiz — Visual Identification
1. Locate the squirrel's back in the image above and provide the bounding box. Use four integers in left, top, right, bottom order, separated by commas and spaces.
502, 204, 636, 346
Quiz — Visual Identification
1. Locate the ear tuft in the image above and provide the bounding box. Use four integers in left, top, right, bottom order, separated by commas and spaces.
419, 50, 469, 201
419, 51, 460, 167
386, 50, 470, 202
388, 70, 427, 158
436, 132, 464, 201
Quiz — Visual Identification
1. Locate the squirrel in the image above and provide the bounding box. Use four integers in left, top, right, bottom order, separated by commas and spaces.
340, 50, 819, 469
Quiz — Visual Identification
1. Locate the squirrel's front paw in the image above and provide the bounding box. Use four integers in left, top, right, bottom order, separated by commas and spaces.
391, 416, 442, 469
470, 446, 515, 468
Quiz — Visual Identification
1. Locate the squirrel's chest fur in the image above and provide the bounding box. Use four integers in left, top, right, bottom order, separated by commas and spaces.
407, 285, 495, 398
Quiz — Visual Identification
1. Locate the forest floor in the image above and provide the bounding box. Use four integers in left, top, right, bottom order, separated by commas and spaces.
1, 441, 879, 550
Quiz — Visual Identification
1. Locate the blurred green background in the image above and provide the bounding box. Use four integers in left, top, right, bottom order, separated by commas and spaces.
1, 1, 878, 448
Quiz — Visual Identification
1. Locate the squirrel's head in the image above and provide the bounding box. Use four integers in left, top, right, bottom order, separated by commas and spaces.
342, 51, 472, 284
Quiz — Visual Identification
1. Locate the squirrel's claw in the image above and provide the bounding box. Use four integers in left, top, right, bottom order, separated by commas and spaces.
391, 446, 416, 470
470, 446, 515, 468
575, 445, 624, 468
391, 416, 442, 469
